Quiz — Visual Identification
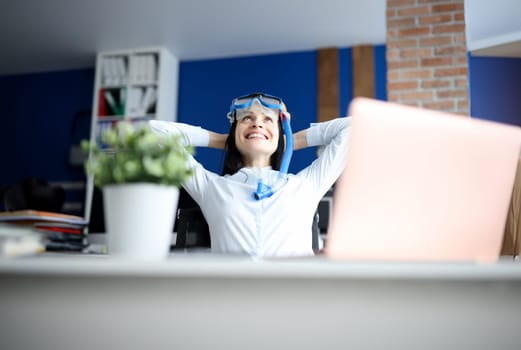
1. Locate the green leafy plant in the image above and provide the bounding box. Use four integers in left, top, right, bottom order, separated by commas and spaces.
81, 122, 194, 188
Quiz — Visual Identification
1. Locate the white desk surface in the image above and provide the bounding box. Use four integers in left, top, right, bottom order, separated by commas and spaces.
2, 253, 521, 350
0, 252, 520, 281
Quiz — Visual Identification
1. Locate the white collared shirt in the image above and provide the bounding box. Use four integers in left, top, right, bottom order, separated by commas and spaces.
150, 118, 350, 257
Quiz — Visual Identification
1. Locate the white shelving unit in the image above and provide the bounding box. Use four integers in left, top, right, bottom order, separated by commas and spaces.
90, 46, 178, 141
84, 47, 179, 228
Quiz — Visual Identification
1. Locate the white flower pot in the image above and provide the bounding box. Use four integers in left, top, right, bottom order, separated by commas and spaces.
103, 183, 179, 260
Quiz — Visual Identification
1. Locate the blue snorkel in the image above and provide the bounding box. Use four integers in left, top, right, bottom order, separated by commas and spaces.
253, 114, 293, 200
280, 117, 293, 175
227, 93, 293, 200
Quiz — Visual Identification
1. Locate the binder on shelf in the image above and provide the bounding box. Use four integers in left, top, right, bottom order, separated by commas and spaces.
144, 54, 158, 83
137, 55, 145, 83
129, 55, 144, 84
116, 57, 127, 85
103, 88, 125, 116
128, 56, 137, 84
125, 86, 157, 116
96, 120, 117, 149
101, 56, 127, 86
104, 90, 118, 115
129, 53, 159, 84
108, 57, 118, 85
126, 87, 142, 116
98, 89, 107, 116
141, 86, 157, 114
119, 87, 126, 115
101, 57, 112, 85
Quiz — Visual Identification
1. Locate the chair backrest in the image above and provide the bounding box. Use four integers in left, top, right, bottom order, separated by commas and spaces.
174, 206, 210, 250
173, 188, 210, 250
312, 211, 320, 251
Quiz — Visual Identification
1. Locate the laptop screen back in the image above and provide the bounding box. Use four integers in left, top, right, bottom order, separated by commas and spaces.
326, 98, 521, 262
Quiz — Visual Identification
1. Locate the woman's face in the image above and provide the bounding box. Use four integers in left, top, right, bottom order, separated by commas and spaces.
234, 104, 280, 166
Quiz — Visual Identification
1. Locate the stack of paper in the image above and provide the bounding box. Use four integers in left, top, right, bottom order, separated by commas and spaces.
0, 210, 88, 256
0, 223, 44, 258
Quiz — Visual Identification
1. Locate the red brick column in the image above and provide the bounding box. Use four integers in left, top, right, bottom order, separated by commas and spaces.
386, 0, 469, 115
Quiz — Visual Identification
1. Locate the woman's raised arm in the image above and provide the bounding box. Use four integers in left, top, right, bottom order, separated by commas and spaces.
208, 131, 228, 149
292, 129, 309, 151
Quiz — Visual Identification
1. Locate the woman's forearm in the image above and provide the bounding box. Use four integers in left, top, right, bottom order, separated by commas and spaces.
208, 132, 228, 149
292, 130, 308, 151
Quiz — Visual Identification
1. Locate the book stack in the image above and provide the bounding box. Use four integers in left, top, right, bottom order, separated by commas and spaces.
128, 54, 157, 84
101, 56, 127, 86
0, 210, 88, 257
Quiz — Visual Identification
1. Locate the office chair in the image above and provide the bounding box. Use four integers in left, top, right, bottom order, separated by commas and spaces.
172, 188, 210, 250
314, 188, 334, 252
174, 206, 211, 250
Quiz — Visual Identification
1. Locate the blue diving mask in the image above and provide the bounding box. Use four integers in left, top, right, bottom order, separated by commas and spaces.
227, 92, 291, 123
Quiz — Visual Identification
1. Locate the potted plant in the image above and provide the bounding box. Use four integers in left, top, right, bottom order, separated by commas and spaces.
82, 122, 193, 260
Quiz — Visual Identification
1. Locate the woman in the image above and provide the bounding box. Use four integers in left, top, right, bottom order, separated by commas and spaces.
150, 93, 350, 257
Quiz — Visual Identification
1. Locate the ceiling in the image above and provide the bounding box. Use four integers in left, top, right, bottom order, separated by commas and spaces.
0, 0, 520, 76
464, 0, 521, 57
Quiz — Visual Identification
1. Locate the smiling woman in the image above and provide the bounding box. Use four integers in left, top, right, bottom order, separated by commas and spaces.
224, 95, 286, 175
149, 92, 350, 258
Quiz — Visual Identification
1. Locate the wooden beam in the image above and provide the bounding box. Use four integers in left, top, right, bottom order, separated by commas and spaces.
352, 45, 375, 99
317, 48, 339, 122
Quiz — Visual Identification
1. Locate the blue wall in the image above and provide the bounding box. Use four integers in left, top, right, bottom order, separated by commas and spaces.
468, 55, 521, 126
2, 45, 519, 197
0, 69, 94, 187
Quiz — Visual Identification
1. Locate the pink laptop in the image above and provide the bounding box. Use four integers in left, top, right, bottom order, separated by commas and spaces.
326, 98, 521, 262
